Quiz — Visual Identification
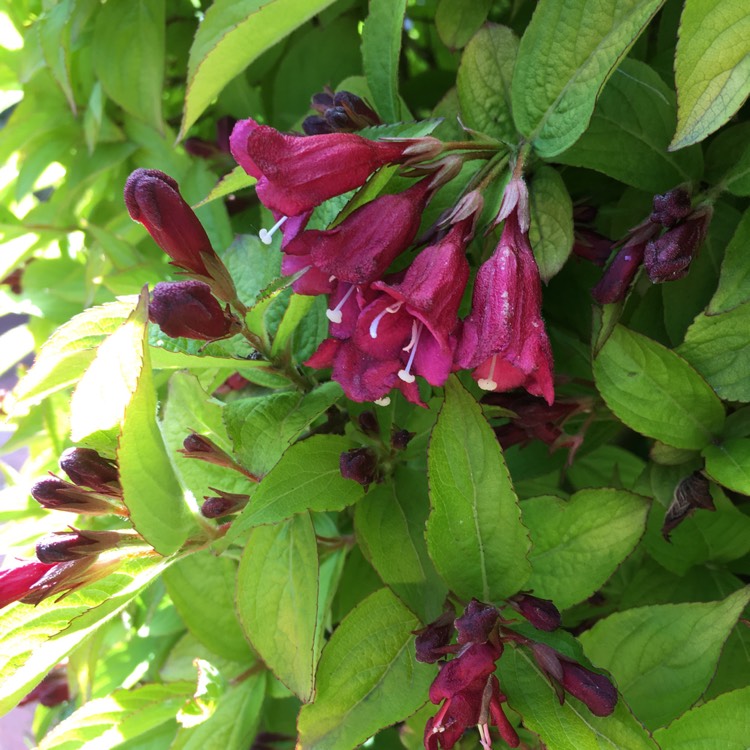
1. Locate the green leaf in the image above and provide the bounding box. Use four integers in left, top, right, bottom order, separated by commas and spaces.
435, 0, 492, 50
164, 551, 252, 663
654, 686, 750, 749
556, 60, 703, 192
170, 675, 266, 750
297, 588, 434, 750
37, 681, 194, 750
678, 302, 750, 402
579, 587, 750, 729
511, 0, 664, 157
223, 381, 342, 476
225, 435, 364, 540
427, 376, 531, 601
703, 439, 750, 494
0, 555, 168, 714
8, 299, 136, 413
92, 0, 164, 131
180, 0, 337, 139
523, 489, 649, 610
37, 0, 76, 114
670, 0, 750, 150
361, 0, 407, 122
709, 208, 750, 313
498, 647, 659, 750
195, 166, 257, 208
457, 24, 518, 142
236, 514, 319, 701
593, 325, 724, 449
116, 290, 192, 556
355, 471, 448, 623
528, 165, 574, 282
705, 123, 750, 196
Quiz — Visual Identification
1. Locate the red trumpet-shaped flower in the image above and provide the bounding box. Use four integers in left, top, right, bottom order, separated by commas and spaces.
306, 218, 473, 404
281, 177, 435, 297
457, 179, 554, 404
229, 117, 441, 216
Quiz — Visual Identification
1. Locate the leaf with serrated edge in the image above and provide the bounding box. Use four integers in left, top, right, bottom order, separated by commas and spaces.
297, 588, 434, 750
512, 0, 664, 157
180, 0, 337, 138
671, 0, 750, 149
579, 587, 750, 729
427, 376, 531, 601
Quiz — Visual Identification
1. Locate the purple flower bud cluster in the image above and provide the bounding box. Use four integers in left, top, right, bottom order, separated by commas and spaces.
416, 595, 616, 749
303, 88, 381, 135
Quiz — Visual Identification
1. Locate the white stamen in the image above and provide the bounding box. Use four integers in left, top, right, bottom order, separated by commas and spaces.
328, 275, 336, 282
259, 215, 288, 245
398, 322, 423, 383
374, 397, 391, 407
326, 284, 356, 324
478, 723, 493, 750
402, 320, 420, 352
478, 354, 498, 391
369, 301, 403, 339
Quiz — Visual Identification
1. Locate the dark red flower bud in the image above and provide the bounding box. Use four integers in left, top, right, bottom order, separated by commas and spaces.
36, 529, 136, 564
19, 665, 69, 707
454, 599, 499, 645
391, 428, 415, 451
414, 607, 456, 663
644, 208, 712, 284
149, 281, 240, 341
509, 593, 561, 631
30, 477, 126, 515
559, 660, 618, 717
332, 91, 381, 128
59, 447, 119, 494
302, 116, 335, 135
572, 227, 613, 266
201, 489, 250, 518
650, 188, 692, 227
21, 556, 120, 606
311, 90, 336, 113
339, 447, 380, 488
1, 266, 24, 294
124, 169, 217, 277
215, 117, 236, 154
357, 410, 380, 437
662, 471, 715, 540
179, 433, 259, 482
591, 239, 647, 304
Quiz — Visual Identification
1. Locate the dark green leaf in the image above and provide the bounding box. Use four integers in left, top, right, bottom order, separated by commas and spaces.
709, 207, 750, 313
297, 588, 434, 750
593, 325, 724, 449
512, 0, 664, 157
705, 123, 750, 196
427, 376, 531, 601
435, 0, 492, 50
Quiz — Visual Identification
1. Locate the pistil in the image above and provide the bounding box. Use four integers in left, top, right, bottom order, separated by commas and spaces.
398, 321, 423, 383
478, 355, 498, 391
326, 284, 356, 324
259, 215, 288, 245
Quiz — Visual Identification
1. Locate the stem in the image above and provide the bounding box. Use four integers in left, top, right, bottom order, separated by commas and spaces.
442, 140, 505, 152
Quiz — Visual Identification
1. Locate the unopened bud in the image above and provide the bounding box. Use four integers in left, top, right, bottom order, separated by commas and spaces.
201, 489, 250, 518
662, 471, 715, 540
650, 188, 692, 228
339, 447, 380, 488
36, 529, 138, 564
357, 410, 380, 437
644, 208, 712, 284
19, 665, 69, 707
30, 477, 126, 516
179, 433, 259, 482
149, 281, 240, 341
509, 593, 561, 631
591, 239, 646, 304
391, 428, 415, 451
414, 606, 456, 663
572, 228, 613, 266
124, 169, 217, 277
455, 599, 499, 644
559, 660, 617, 717
184, 137, 221, 159
21, 556, 120, 606
302, 116, 335, 135
333, 91, 380, 128
59, 447, 119, 495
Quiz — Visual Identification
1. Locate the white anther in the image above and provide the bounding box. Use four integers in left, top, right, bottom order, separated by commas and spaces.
259, 215, 288, 244
326, 284, 356, 324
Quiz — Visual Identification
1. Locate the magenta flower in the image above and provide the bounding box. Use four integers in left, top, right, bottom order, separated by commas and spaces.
124, 169, 216, 277
281, 177, 435, 297
149, 281, 240, 341
229, 117, 441, 216
457, 180, 554, 404
0, 559, 57, 610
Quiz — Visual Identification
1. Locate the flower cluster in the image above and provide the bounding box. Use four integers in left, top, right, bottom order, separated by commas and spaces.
228, 114, 555, 406
415, 595, 617, 749
592, 187, 713, 304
